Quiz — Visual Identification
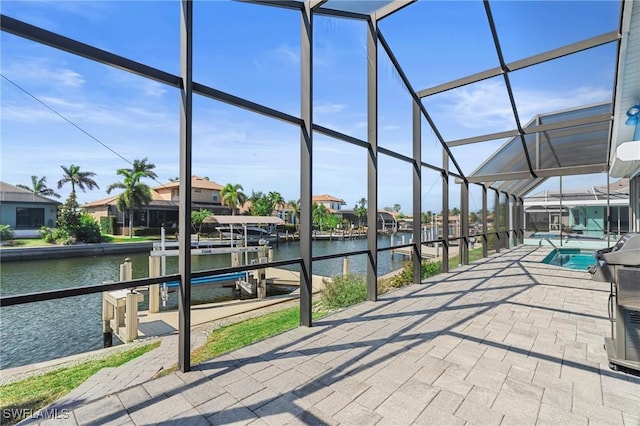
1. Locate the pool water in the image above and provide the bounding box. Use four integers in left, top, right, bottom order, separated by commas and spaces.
543, 249, 596, 271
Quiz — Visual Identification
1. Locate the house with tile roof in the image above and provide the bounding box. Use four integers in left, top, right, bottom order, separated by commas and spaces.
83, 176, 231, 231
312, 194, 346, 213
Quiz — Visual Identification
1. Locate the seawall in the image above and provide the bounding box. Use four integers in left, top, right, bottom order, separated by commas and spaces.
0, 242, 154, 262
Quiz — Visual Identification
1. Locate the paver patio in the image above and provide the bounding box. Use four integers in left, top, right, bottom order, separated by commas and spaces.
24, 246, 640, 425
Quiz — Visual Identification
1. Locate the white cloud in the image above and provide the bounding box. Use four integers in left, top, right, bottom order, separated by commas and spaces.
433, 80, 611, 132
3, 58, 85, 88
314, 101, 347, 116
141, 81, 167, 97
272, 44, 299, 65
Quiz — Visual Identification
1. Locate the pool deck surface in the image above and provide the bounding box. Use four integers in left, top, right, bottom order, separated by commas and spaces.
20, 246, 640, 425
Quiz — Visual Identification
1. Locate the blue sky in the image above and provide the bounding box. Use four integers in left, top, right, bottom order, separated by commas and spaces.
0, 0, 621, 213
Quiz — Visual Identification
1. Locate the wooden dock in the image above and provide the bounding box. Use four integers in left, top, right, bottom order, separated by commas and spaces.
391, 244, 441, 260
125, 267, 327, 338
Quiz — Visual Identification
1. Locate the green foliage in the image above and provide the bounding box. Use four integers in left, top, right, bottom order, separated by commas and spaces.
384, 261, 442, 289
16, 175, 61, 199
99, 216, 116, 234
131, 227, 162, 237
191, 307, 300, 365
107, 158, 156, 238
321, 274, 367, 310
312, 202, 329, 230
287, 199, 300, 227
53, 228, 75, 245
191, 209, 212, 233
0, 225, 14, 242
354, 197, 367, 227
221, 183, 246, 215
325, 214, 341, 230
57, 164, 99, 194
277, 224, 296, 234
39, 226, 55, 243
0, 342, 159, 425
76, 213, 101, 243
57, 192, 81, 234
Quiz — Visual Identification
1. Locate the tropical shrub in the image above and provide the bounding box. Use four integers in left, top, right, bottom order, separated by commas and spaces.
132, 227, 163, 237
39, 226, 55, 243
76, 213, 101, 243
321, 274, 367, 309
0, 224, 14, 242
382, 260, 443, 291
53, 228, 75, 245
99, 216, 116, 235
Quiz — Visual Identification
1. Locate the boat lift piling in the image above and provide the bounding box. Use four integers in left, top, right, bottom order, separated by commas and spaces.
102, 258, 143, 347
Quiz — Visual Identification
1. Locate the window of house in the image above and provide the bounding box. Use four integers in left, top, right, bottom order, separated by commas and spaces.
194, 189, 202, 193
15, 207, 45, 228
212, 194, 218, 202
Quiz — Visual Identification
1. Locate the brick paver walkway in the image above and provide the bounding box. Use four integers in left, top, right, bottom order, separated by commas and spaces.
21, 246, 640, 425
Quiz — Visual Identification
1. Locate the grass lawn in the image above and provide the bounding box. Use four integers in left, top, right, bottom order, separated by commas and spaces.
448, 246, 485, 270
0, 341, 160, 425
160, 305, 328, 377
99, 235, 159, 243
0, 239, 56, 248
0, 235, 158, 248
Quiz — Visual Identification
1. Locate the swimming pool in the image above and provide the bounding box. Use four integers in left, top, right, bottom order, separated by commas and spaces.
542, 249, 596, 271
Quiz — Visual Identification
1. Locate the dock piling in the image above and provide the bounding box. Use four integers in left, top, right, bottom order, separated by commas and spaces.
148, 256, 160, 313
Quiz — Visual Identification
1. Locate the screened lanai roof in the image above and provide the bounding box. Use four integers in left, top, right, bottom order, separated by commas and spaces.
251, 0, 634, 199
468, 102, 613, 197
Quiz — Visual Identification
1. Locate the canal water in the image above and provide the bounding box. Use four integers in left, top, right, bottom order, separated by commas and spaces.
1, 236, 408, 369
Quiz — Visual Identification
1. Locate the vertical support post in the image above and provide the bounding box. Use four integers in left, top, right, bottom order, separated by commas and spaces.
258, 252, 267, 300
519, 197, 525, 244
442, 151, 449, 272
119, 259, 132, 282
607, 172, 611, 245
412, 100, 421, 283
461, 180, 469, 265
366, 16, 378, 300
494, 189, 500, 253
300, 1, 313, 326
482, 185, 488, 258
559, 176, 563, 247
178, 0, 193, 373
148, 256, 160, 314
631, 176, 639, 232
125, 292, 138, 342
343, 257, 349, 276
102, 286, 113, 348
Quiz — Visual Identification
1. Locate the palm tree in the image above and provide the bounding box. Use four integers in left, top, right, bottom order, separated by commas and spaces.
129, 157, 158, 180
287, 199, 300, 228
221, 183, 247, 215
354, 197, 367, 228
17, 175, 61, 199
57, 164, 99, 194
107, 168, 153, 238
313, 202, 329, 231
267, 191, 285, 212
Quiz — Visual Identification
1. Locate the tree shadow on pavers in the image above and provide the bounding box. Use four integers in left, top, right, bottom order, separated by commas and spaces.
56, 247, 624, 425
75, 260, 632, 424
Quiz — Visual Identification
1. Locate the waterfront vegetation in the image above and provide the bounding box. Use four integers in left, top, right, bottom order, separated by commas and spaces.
321, 274, 367, 310
0, 234, 159, 248
0, 341, 160, 425
190, 306, 305, 365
